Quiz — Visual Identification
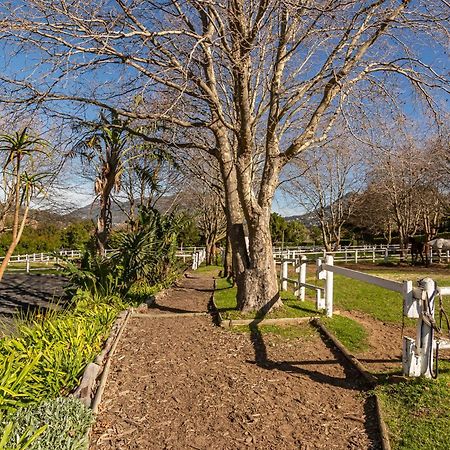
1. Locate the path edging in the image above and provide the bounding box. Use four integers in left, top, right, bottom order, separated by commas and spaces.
311, 318, 391, 450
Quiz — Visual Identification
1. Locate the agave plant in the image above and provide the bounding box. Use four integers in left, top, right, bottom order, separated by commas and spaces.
110, 206, 182, 288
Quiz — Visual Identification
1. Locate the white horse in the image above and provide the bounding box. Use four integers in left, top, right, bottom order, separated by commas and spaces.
427, 238, 450, 262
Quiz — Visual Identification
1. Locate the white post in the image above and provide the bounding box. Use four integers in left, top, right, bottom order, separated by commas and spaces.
384, 247, 388, 263
26, 255, 30, 273
298, 255, 307, 301
418, 278, 436, 378
281, 260, 288, 291
355, 249, 358, 264
316, 288, 325, 310
372, 248, 376, 263
324, 254, 334, 317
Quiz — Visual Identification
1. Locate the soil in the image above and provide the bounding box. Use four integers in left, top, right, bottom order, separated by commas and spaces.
340, 309, 407, 375
342, 309, 450, 376
90, 272, 381, 450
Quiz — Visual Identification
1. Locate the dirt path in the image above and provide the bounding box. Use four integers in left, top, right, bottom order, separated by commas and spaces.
90, 273, 381, 449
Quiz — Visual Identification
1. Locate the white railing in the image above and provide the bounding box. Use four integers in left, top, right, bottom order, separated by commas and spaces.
276, 256, 325, 313
2, 246, 207, 273
316, 254, 450, 379
274, 244, 450, 264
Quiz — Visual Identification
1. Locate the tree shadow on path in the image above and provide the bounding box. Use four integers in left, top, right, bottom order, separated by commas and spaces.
246, 293, 381, 447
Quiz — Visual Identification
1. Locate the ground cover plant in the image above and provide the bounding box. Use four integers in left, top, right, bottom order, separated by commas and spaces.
0, 397, 93, 450
0, 301, 116, 448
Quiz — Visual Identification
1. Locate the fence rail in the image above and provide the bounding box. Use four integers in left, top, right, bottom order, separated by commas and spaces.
2, 246, 207, 273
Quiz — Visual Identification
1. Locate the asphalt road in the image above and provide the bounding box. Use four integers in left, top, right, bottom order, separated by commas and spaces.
0, 273, 67, 335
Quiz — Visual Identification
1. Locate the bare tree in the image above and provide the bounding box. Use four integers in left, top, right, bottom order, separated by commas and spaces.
193, 186, 227, 266
1, 1, 448, 311
283, 137, 365, 251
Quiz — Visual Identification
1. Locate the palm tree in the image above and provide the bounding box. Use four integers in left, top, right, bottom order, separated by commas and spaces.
0, 129, 47, 281
75, 111, 128, 255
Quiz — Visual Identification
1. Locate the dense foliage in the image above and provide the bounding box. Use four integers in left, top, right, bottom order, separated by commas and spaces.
0, 397, 93, 450
0, 221, 93, 256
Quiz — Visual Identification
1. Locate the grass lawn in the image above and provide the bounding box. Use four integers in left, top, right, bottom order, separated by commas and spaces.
376, 363, 450, 450
214, 276, 318, 320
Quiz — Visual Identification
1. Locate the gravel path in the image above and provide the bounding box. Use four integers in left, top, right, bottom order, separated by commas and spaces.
90, 272, 381, 449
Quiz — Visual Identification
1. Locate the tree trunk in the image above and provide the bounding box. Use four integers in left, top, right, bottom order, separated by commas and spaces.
217, 152, 248, 286
96, 181, 114, 255
239, 215, 281, 313
205, 239, 214, 266
0, 203, 30, 282
223, 232, 233, 279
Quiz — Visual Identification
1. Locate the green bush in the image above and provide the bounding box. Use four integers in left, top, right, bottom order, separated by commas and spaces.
1, 397, 92, 450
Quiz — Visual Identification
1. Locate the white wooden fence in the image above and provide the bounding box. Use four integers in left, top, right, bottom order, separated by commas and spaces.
317, 255, 450, 378
274, 244, 450, 264
2, 247, 207, 273
276, 252, 450, 378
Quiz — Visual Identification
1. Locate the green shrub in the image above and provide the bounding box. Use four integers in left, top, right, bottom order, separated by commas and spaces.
1, 397, 92, 450
0, 305, 117, 411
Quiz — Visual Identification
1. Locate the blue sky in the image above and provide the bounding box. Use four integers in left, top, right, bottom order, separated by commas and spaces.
0, 2, 448, 216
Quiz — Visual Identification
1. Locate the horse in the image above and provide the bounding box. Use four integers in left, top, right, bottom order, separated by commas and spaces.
408, 236, 425, 265
427, 238, 450, 263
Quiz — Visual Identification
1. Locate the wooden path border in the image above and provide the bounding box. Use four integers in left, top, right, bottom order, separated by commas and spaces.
311, 318, 392, 450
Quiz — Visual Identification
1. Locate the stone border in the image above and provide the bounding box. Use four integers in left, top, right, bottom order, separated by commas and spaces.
311, 318, 391, 450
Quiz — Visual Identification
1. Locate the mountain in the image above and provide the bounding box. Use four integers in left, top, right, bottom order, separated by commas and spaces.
284, 211, 319, 227
64, 194, 193, 225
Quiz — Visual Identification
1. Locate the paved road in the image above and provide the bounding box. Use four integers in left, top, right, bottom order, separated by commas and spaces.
0, 273, 67, 335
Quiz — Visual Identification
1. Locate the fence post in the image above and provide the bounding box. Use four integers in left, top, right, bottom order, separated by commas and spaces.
384, 247, 389, 263
418, 278, 436, 377
281, 259, 288, 291
298, 255, 307, 301
372, 248, 375, 263
355, 249, 358, 264
324, 254, 334, 317
26, 255, 30, 273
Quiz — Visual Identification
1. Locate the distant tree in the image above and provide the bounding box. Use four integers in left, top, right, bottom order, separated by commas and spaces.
284, 139, 365, 251
60, 221, 93, 249
270, 213, 310, 246
269, 213, 288, 245
194, 188, 227, 265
